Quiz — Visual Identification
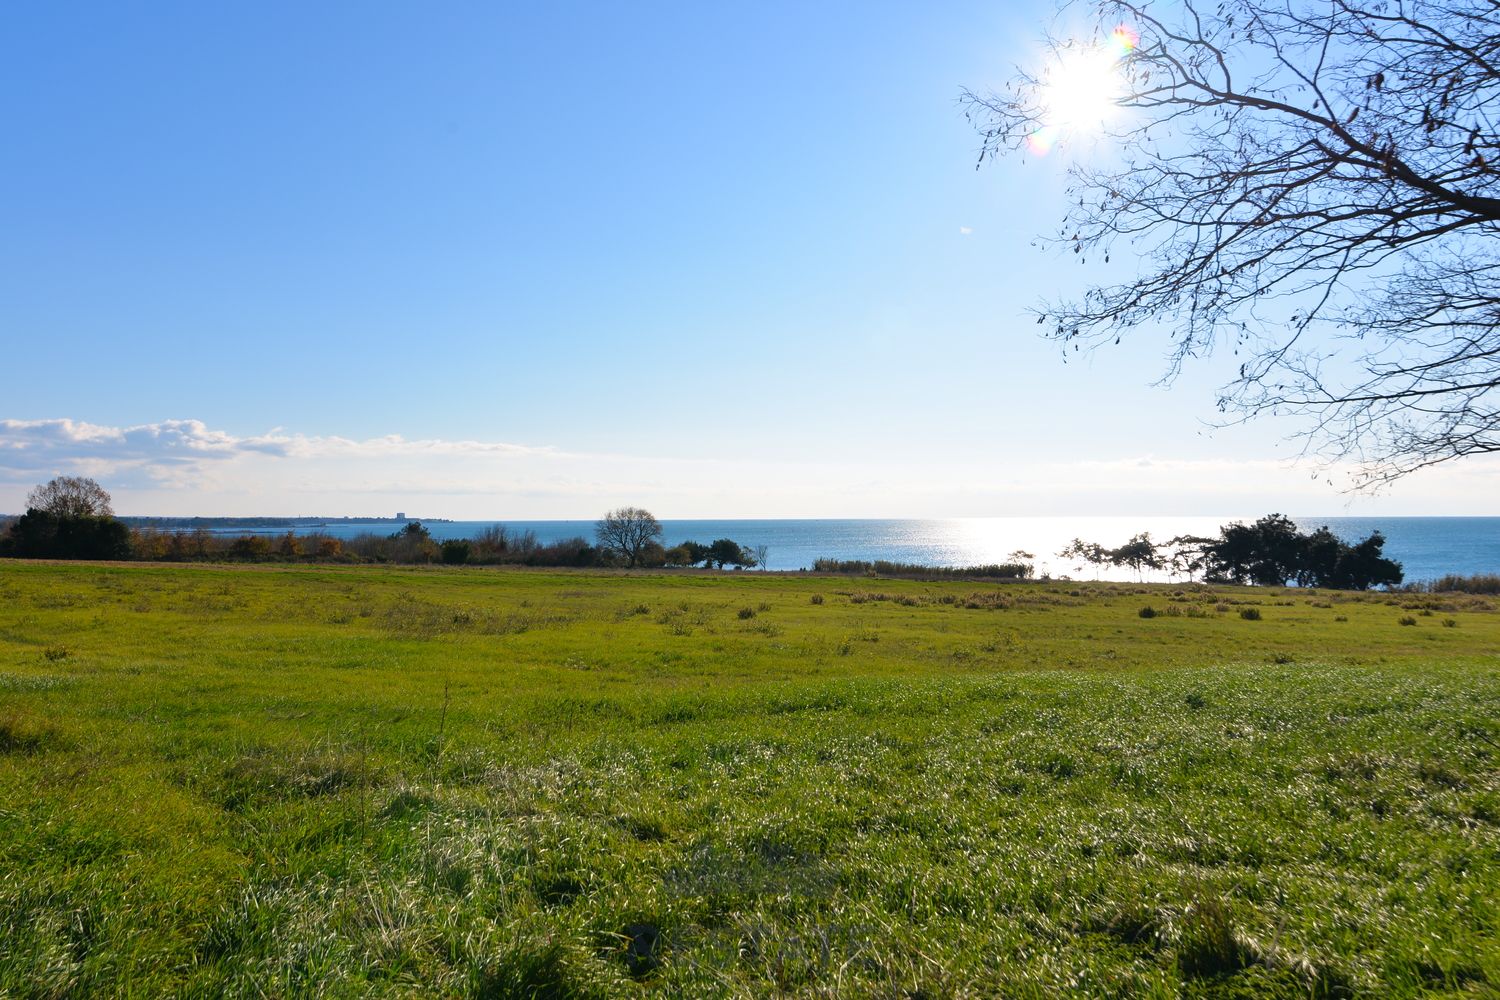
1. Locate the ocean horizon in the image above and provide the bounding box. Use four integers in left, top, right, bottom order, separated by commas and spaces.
117, 515, 1500, 583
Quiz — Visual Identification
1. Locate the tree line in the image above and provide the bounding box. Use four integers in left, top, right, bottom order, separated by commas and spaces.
0, 480, 1412, 590
1059, 514, 1403, 589
0, 485, 765, 571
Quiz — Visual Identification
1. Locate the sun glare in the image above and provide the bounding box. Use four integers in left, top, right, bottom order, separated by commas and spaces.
1027, 25, 1137, 155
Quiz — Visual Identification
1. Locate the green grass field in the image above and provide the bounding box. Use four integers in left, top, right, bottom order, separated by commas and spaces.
1, 561, 1497, 998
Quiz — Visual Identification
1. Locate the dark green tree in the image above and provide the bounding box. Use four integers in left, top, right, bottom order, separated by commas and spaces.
706, 538, 751, 570
1, 477, 130, 560
1, 510, 131, 560
1206, 515, 1307, 586
1107, 533, 1164, 580
1202, 514, 1402, 589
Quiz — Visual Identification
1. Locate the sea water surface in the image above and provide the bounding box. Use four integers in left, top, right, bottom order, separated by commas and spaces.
209, 516, 1499, 582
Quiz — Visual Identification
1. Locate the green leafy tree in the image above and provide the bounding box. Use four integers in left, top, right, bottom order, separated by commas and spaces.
1059, 538, 1109, 578
1, 510, 130, 560
1202, 514, 1401, 588
0, 477, 130, 560
389, 521, 437, 564
1108, 533, 1164, 580
706, 538, 752, 570
1206, 515, 1308, 586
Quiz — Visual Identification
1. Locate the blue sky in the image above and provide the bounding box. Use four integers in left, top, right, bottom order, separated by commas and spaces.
2, 1, 1494, 517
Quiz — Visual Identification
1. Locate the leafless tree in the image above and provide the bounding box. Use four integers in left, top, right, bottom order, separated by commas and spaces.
964, 0, 1500, 486
26, 476, 114, 517
594, 506, 664, 567
753, 544, 770, 571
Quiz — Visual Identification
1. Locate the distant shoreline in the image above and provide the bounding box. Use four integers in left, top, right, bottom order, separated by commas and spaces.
114, 516, 454, 529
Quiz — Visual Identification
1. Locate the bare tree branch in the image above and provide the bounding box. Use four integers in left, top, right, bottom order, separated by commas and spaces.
964, 0, 1500, 486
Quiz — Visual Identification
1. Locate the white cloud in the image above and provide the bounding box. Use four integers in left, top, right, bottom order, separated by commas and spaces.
0, 418, 559, 483
1, 417, 1492, 518
0, 418, 290, 466
959, 226, 974, 235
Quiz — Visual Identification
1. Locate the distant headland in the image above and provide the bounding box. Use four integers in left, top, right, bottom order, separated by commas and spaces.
115, 515, 453, 530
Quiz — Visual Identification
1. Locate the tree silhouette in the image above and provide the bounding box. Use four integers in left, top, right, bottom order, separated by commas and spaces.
594, 507, 664, 567
965, 0, 1500, 486
26, 476, 114, 518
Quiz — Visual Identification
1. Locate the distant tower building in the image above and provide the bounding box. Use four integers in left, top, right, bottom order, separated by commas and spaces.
396, 512, 407, 521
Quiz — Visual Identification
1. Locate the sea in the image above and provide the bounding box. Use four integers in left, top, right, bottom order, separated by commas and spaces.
175, 516, 1499, 583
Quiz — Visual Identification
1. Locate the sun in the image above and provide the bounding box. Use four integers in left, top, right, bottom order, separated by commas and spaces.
1027, 26, 1138, 155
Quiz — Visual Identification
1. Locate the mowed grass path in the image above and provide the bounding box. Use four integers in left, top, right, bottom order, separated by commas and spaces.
1, 562, 1497, 998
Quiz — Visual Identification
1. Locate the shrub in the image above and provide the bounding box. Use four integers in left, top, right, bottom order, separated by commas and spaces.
737, 607, 756, 620
440, 539, 471, 565
809, 594, 824, 605
228, 535, 272, 561
663, 545, 696, 567
1428, 573, 1500, 595
812, 558, 1031, 579
1138, 606, 1157, 618
1238, 607, 1262, 621
1399, 615, 1418, 626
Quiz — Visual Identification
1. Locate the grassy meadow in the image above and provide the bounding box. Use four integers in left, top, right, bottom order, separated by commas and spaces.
1, 561, 1498, 997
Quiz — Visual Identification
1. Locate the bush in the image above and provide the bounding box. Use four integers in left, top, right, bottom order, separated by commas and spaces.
663, 545, 696, 567
1428, 573, 1500, 595
810, 594, 825, 605
1399, 615, 1418, 626
1138, 606, 1157, 618
228, 535, 272, 560
812, 558, 1031, 579
636, 542, 668, 568
523, 537, 599, 568
440, 540, 471, 565
472, 524, 510, 560
1238, 607, 1262, 621
737, 607, 756, 620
